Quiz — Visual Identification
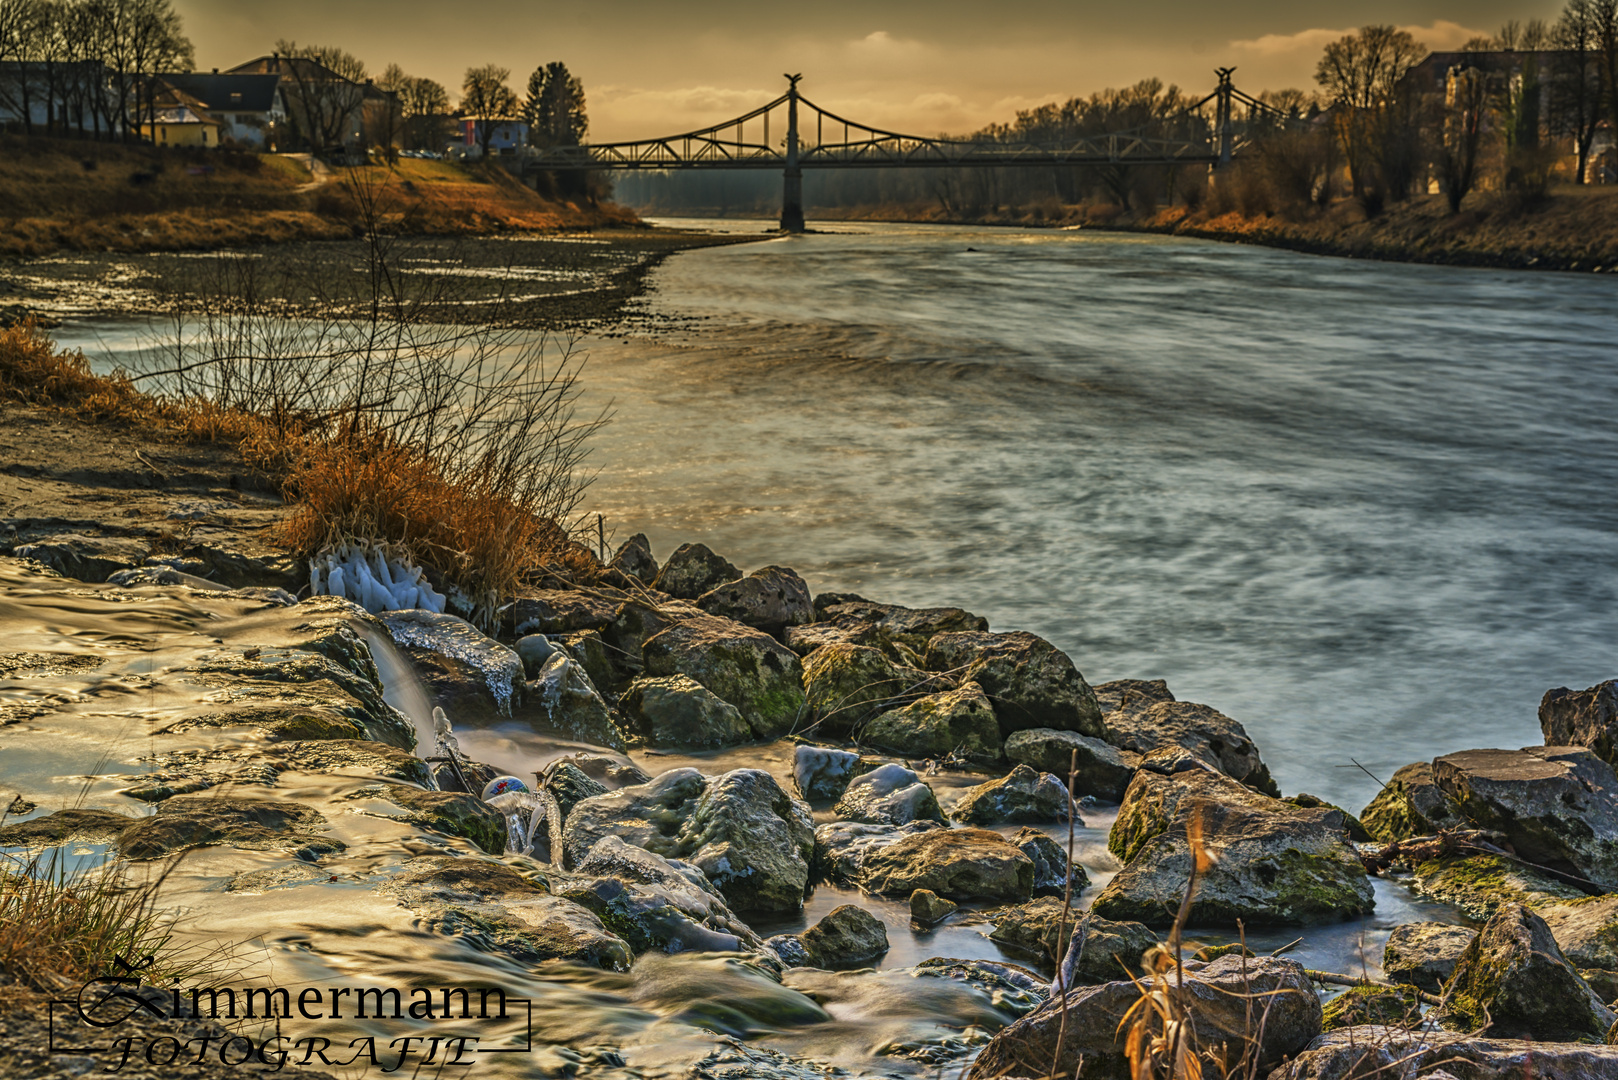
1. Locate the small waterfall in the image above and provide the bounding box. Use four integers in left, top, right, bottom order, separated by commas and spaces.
485, 791, 550, 858
357, 623, 437, 753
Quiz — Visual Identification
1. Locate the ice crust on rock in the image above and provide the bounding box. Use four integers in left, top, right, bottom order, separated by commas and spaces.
310, 541, 447, 615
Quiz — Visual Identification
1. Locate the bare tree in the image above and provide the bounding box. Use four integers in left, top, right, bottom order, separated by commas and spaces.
1315, 25, 1428, 212
272, 40, 367, 154
460, 63, 515, 158
1435, 63, 1488, 212
1553, 0, 1605, 182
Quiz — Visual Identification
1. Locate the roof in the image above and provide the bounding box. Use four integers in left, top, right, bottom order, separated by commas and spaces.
158, 72, 281, 114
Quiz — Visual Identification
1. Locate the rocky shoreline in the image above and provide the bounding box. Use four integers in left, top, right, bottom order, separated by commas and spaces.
4, 406, 1618, 1077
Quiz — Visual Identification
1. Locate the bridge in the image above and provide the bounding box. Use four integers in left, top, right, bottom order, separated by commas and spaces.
519, 70, 1285, 232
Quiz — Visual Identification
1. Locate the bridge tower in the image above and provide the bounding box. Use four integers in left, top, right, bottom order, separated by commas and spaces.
781, 73, 805, 233
1214, 67, 1235, 168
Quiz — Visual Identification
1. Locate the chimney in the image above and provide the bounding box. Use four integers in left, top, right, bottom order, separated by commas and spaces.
212, 67, 218, 74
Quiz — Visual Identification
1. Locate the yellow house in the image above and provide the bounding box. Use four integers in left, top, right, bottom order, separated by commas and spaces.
138, 86, 223, 147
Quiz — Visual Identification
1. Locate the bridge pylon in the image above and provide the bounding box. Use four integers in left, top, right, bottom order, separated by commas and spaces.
1214, 67, 1235, 169
780, 73, 805, 233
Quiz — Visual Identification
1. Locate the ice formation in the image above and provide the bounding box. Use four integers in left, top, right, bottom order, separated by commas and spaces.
310, 541, 447, 615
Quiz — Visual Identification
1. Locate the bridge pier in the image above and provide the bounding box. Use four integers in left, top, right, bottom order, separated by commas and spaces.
780, 74, 805, 232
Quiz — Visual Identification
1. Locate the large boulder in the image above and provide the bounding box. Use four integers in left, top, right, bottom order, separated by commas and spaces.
814, 820, 943, 882
818, 821, 1034, 902
801, 643, 938, 735
1379, 921, 1476, 993
1541, 679, 1618, 767
1358, 761, 1467, 842
924, 631, 1104, 739
1271, 1028, 1618, 1080
1431, 746, 1618, 891
1539, 895, 1618, 970
861, 682, 1002, 764
1104, 699, 1277, 795
619, 675, 752, 750
811, 598, 989, 652
949, 764, 1073, 825
988, 900, 1155, 979
642, 614, 806, 739
696, 566, 813, 635
1438, 902, 1616, 1041
523, 651, 629, 751
608, 533, 659, 585
967, 955, 1321, 1080
791, 904, 890, 969
561, 767, 709, 867
1012, 826, 1090, 896
380, 609, 525, 721
1004, 728, 1139, 802
1092, 678, 1175, 713
1410, 852, 1585, 920
1094, 770, 1373, 928
509, 587, 624, 637
832, 762, 944, 825
792, 744, 862, 802
653, 543, 741, 600
604, 597, 703, 672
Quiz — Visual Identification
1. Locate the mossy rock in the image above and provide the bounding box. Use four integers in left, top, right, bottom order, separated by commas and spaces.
1284, 794, 1372, 843
923, 631, 1104, 740
1412, 853, 1584, 921
1359, 761, 1465, 843
803, 643, 935, 735
642, 614, 807, 740
862, 682, 1001, 764
118, 797, 344, 859
1320, 984, 1422, 1031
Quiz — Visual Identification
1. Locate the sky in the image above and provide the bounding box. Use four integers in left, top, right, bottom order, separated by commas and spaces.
172, 1, 1567, 141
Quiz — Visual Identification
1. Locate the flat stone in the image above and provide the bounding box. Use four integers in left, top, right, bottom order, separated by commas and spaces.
14, 532, 147, 581
1272, 1027, 1618, 1080
1379, 922, 1476, 994
119, 797, 344, 860
509, 587, 624, 636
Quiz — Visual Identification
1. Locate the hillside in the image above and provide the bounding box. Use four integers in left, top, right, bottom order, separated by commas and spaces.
0, 136, 639, 258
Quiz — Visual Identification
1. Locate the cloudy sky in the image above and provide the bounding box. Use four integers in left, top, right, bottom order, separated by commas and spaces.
173, 1, 1562, 140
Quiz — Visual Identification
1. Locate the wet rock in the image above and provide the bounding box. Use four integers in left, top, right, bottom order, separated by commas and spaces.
950, 764, 1074, 825
158, 703, 372, 744
862, 682, 1002, 764
1091, 678, 1176, 714
1095, 770, 1373, 928
563, 768, 814, 913
14, 532, 147, 581
783, 620, 881, 656
118, 797, 344, 859
609, 533, 659, 585
510, 587, 624, 636
910, 888, 957, 925
1410, 853, 1585, 920
261, 740, 432, 787
831, 823, 1034, 902
1104, 699, 1277, 795
642, 613, 806, 740
515, 633, 557, 677
912, 957, 1050, 1018
989, 902, 1156, 981
814, 819, 944, 882
1541, 680, 1618, 767
815, 598, 989, 651
558, 834, 761, 954
430, 755, 500, 795
1539, 896, 1618, 969
1437, 902, 1616, 1040
1319, 985, 1422, 1031
619, 674, 752, 750
1359, 761, 1469, 842
380, 609, 524, 720
524, 651, 629, 751
537, 761, 609, 823
1282, 794, 1372, 843
550, 752, 650, 790
379, 855, 632, 971
792, 905, 890, 969
1379, 922, 1476, 994
1431, 746, 1618, 890
1004, 728, 1138, 802
792, 744, 861, 802
801, 643, 936, 735
182, 539, 301, 591
697, 565, 814, 635
561, 629, 617, 695
833, 762, 944, 825
1012, 826, 1090, 896
654, 543, 741, 600
604, 597, 703, 672
1583, 967, 1618, 1005
351, 785, 507, 854
967, 955, 1321, 1080
923, 631, 1104, 739
0, 808, 131, 846
1273, 1028, 1618, 1080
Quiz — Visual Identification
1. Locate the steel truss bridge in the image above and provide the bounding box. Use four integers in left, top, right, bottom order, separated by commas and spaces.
519, 70, 1287, 231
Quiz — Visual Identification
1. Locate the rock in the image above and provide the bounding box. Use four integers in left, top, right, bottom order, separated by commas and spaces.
14, 532, 147, 581
379, 855, 631, 971
1359, 761, 1467, 842
260, 740, 432, 787
830, 823, 1034, 902
118, 797, 344, 859
697, 565, 813, 635
1283, 794, 1373, 843
833, 762, 944, 825
1540, 896, 1618, 970
642, 613, 806, 740
814, 819, 944, 882
604, 597, 703, 672
1091, 678, 1176, 714
1379, 922, 1476, 994
557, 835, 761, 954
523, 651, 629, 751
1439, 902, 1616, 1040
967, 955, 1321, 1080
538, 761, 609, 823
989, 901, 1156, 981
550, 752, 650, 790
1095, 770, 1373, 928
1319, 985, 1422, 1031
515, 633, 557, 677
801, 643, 937, 735
862, 682, 1002, 764
950, 764, 1074, 825
1104, 699, 1277, 795
1582, 967, 1618, 1005
910, 888, 957, 925
1410, 853, 1585, 920
563, 767, 814, 913
380, 609, 525, 720
619, 675, 752, 750
509, 587, 624, 636
1012, 826, 1090, 896
815, 598, 989, 649
792, 744, 861, 802
1004, 728, 1139, 802
0, 808, 132, 846
351, 785, 507, 854
795, 905, 890, 969
1431, 746, 1618, 890
654, 543, 741, 600
1272, 1028, 1618, 1080
561, 629, 618, 695
923, 631, 1104, 739
783, 620, 881, 656
911, 957, 1051, 1017
432, 756, 499, 795
1541, 680, 1618, 767
609, 533, 659, 585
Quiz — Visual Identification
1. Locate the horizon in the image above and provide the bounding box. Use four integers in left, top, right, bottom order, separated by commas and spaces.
168, 1, 1561, 142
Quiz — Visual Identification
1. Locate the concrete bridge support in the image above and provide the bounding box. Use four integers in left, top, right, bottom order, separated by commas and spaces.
780, 74, 805, 232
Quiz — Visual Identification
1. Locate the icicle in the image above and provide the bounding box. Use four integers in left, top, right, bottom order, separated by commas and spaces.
326, 566, 346, 601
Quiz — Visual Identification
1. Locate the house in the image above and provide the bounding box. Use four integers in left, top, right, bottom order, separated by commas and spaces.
153, 71, 284, 149
137, 83, 223, 147
0, 60, 116, 137
460, 117, 528, 155
225, 55, 397, 158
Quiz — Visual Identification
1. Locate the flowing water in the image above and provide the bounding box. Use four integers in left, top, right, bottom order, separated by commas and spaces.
28, 221, 1618, 1074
